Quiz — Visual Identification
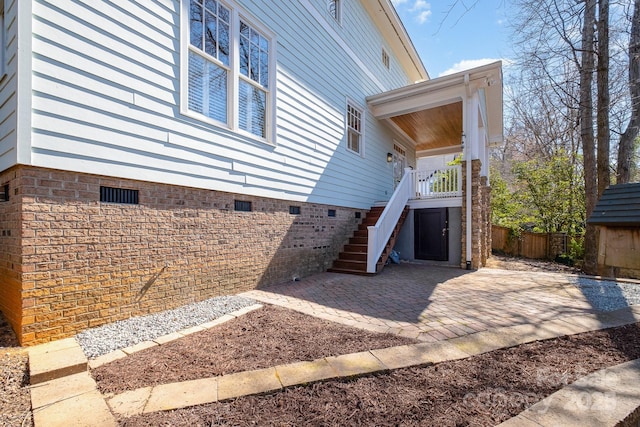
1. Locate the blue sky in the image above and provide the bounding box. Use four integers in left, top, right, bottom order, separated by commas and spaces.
391, 0, 512, 78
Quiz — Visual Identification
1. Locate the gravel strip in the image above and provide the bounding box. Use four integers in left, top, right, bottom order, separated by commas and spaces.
76, 296, 256, 359
570, 277, 640, 311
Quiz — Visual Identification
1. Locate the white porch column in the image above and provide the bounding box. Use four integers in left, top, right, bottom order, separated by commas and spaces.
464, 90, 480, 268
479, 125, 489, 178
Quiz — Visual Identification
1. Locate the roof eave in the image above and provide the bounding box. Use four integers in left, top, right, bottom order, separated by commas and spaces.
361, 0, 429, 83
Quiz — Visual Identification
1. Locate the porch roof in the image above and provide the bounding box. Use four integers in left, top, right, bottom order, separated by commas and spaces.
367, 61, 503, 154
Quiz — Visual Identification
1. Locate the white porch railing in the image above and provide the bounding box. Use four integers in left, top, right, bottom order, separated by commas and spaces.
366, 168, 412, 273
366, 165, 462, 273
411, 165, 462, 199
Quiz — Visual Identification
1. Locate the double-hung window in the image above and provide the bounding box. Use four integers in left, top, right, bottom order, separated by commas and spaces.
346, 101, 363, 155
184, 0, 273, 141
238, 21, 270, 138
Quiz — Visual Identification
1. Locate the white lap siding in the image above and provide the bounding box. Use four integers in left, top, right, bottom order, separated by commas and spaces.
27, 0, 414, 209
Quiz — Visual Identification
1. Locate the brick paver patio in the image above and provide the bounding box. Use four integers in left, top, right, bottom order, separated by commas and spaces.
242, 263, 606, 342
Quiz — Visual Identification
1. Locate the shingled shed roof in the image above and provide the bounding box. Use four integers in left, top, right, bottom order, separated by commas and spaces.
587, 183, 640, 226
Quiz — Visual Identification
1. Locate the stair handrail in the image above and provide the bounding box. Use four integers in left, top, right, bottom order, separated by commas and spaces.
366, 168, 413, 273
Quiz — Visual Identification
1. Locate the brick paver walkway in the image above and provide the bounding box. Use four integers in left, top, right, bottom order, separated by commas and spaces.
242, 263, 604, 342
30, 263, 640, 425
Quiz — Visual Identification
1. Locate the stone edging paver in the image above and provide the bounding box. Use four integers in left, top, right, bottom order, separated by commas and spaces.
30, 372, 117, 427
103, 305, 640, 422
28, 337, 88, 385
27, 303, 640, 426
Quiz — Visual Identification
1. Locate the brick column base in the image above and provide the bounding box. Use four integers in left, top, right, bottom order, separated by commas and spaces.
461, 160, 491, 269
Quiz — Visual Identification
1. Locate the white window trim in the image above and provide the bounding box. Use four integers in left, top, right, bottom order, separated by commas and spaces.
328, 0, 342, 25
381, 47, 390, 70
0, 0, 6, 80
392, 140, 408, 187
345, 98, 365, 157
393, 141, 406, 158
180, 0, 277, 144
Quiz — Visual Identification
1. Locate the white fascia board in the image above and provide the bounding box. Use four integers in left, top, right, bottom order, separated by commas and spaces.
368, 60, 502, 106
408, 197, 462, 210
369, 84, 464, 119
368, 74, 465, 107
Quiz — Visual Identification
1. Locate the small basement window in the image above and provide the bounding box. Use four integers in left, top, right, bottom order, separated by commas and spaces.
0, 183, 8, 202
100, 186, 139, 204
234, 200, 252, 212
289, 206, 301, 215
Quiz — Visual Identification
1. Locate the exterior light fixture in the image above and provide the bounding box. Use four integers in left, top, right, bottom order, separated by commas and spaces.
387, 152, 393, 162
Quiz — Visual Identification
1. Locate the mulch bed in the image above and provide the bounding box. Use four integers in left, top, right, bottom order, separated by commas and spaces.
92, 304, 417, 395
119, 322, 640, 426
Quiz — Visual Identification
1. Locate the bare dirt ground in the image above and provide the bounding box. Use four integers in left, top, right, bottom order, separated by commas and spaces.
486, 254, 582, 274
0, 315, 33, 427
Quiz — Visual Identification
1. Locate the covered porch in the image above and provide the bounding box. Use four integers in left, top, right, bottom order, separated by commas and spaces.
366, 61, 503, 272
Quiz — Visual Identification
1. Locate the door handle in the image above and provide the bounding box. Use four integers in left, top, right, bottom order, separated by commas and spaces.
442, 228, 448, 237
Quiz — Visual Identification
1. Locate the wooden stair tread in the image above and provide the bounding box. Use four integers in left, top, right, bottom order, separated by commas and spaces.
329, 205, 409, 276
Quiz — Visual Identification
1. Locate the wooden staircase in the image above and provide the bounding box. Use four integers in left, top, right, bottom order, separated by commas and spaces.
328, 206, 410, 275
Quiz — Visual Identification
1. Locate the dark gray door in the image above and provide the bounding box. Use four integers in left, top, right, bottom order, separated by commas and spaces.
414, 208, 448, 261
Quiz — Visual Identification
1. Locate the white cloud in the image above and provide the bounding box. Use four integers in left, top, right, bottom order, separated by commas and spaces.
438, 58, 506, 77
416, 10, 432, 24
409, 0, 429, 12
393, 0, 432, 24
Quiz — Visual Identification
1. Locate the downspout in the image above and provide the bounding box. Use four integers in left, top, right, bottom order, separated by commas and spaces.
464, 73, 472, 269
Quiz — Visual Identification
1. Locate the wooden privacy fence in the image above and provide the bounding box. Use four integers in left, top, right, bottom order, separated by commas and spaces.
491, 225, 571, 260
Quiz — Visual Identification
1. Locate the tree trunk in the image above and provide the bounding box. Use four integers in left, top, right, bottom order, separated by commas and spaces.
581, 0, 598, 274
617, 0, 640, 184
597, 0, 610, 196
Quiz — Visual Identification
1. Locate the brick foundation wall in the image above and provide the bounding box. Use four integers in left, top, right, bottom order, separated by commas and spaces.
0, 167, 24, 341
4, 166, 362, 345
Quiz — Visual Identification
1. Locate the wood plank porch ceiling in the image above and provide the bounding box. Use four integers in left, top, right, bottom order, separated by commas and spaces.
389, 102, 463, 152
